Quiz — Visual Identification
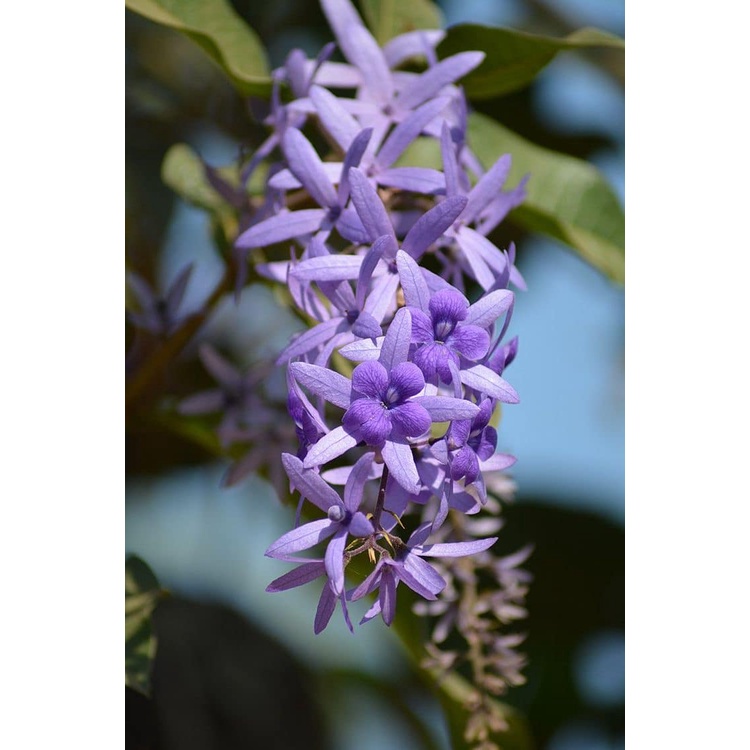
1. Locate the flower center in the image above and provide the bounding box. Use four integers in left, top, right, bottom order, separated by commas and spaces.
434, 319, 455, 341
327, 505, 346, 523
345, 309, 360, 324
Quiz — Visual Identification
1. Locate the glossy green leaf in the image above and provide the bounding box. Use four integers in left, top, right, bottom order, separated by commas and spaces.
360, 0, 444, 45
468, 113, 625, 283
125, 555, 163, 696
126, 0, 270, 95
438, 24, 624, 98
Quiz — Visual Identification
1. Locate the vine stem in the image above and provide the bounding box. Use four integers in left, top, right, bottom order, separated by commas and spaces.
372, 463, 390, 529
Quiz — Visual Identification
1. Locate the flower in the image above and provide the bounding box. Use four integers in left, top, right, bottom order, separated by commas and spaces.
351, 524, 498, 626
410, 289, 490, 382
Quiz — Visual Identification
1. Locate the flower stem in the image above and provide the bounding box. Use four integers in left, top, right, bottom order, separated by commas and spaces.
372, 464, 390, 529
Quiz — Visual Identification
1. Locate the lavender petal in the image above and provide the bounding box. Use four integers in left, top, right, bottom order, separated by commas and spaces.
325, 528, 349, 595
282, 453, 341, 511
303, 426, 360, 468
309, 84, 361, 152
395, 51, 485, 111
348, 168, 395, 243
397, 250, 431, 312
379, 306, 412, 371
418, 537, 499, 558
377, 167, 445, 194
266, 561, 326, 592
235, 209, 326, 248
465, 289, 514, 328
459, 364, 520, 403
265, 518, 337, 558
290, 361, 352, 408
463, 154, 512, 224
401, 195, 467, 259
376, 96, 451, 169
416, 396, 480, 422
382, 438, 421, 494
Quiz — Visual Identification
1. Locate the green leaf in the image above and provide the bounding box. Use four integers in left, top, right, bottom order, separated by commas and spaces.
468, 113, 625, 283
126, 0, 271, 95
162, 144, 230, 213
125, 555, 164, 696
360, 0, 444, 45
438, 24, 624, 98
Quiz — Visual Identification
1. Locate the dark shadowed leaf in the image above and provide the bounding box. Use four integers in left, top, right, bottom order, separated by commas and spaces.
126, 0, 270, 95
360, 0, 444, 44
438, 24, 624, 98
125, 555, 164, 696
468, 113, 625, 283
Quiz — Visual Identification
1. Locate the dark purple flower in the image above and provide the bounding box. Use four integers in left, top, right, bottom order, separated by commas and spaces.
410, 289, 490, 382
292, 308, 480, 492
447, 398, 498, 484
343, 360, 431, 445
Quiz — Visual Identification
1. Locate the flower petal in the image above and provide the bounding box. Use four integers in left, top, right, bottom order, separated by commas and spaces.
382, 438, 421, 494
314, 582, 337, 634
379, 306, 412, 371
379, 567, 397, 625
416, 396, 480, 422
348, 168, 396, 243
282, 128, 338, 208
338, 127, 373, 205
291, 255, 363, 282
343, 399, 391, 446
401, 554, 445, 598
309, 84, 361, 152
376, 96, 451, 169
325, 528, 349, 594
395, 51, 485, 111
417, 537, 499, 558
343, 452, 376, 512
463, 154, 512, 224
282, 453, 342, 511
389, 361, 426, 400
397, 250, 431, 312
459, 364, 519, 403
351, 360, 388, 398
465, 289, 514, 329
235, 209, 326, 248
339, 336, 384, 362
290, 361, 352, 408
266, 561, 326, 592
265, 518, 337, 558
401, 195, 467, 260
348, 511, 375, 538
303, 426, 360, 468
377, 167, 445, 194
389, 401, 431, 439
449, 324, 490, 360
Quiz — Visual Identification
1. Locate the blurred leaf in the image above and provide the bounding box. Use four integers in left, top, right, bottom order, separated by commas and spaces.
126, 555, 164, 696
438, 24, 624, 98
360, 0, 444, 45
468, 113, 625, 283
126, 0, 271, 95
162, 143, 230, 212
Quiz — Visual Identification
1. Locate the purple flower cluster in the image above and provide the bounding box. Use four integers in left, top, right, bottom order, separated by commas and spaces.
234, 0, 528, 634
